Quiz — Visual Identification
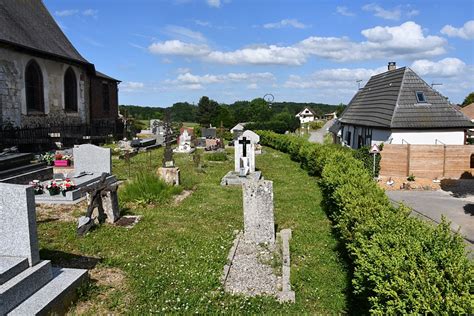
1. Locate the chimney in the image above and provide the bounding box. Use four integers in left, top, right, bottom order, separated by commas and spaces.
388, 62, 396, 71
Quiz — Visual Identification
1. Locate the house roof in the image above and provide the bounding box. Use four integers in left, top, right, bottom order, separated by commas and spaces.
296, 107, 316, 117
96, 71, 121, 83
339, 67, 474, 129
461, 103, 474, 120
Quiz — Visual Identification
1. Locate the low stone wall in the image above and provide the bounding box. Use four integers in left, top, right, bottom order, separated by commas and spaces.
380, 144, 474, 179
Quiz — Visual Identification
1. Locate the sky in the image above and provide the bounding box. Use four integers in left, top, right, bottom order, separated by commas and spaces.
44, 0, 474, 107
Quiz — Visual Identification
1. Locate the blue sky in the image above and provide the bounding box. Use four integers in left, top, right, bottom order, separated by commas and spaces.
45, 0, 474, 107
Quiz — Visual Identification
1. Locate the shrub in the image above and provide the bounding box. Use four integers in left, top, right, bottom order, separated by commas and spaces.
353, 145, 382, 177
120, 172, 182, 204
205, 152, 227, 161
407, 174, 416, 181
257, 130, 473, 314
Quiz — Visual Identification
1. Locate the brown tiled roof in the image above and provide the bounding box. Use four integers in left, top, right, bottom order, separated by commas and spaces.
461, 103, 474, 120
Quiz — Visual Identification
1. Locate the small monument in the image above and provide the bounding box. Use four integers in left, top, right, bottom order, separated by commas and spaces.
221, 179, 295, 302
157, 111, 180, 186
0, 183, 88, 314
221, 130, 262, 186
174, 128, 195, 153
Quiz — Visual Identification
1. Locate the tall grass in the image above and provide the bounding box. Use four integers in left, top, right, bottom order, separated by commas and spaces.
120, 172, 182, 204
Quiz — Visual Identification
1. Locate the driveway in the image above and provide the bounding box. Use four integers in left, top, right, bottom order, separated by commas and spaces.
387, 190, 474, 254
308, 119, 335, 143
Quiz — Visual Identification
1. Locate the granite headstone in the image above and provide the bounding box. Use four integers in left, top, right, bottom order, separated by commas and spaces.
73, 144, 111, 177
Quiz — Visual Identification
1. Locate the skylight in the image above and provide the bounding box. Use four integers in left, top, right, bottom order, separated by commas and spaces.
415, 91, 426, 103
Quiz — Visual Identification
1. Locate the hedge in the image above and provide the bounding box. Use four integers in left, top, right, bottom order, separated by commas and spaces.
257, 131, 473, 314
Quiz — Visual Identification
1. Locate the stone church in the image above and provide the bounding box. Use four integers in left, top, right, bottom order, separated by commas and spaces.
0, 0, 121, 149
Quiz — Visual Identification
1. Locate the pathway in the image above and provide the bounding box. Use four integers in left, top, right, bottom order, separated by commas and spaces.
308, 119, 335, 144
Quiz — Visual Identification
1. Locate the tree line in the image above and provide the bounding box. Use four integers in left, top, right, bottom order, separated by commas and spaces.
120, 97, 344, 133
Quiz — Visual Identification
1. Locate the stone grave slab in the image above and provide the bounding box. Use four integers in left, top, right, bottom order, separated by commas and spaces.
73, 144, 111, 177
243, 180, 275, 244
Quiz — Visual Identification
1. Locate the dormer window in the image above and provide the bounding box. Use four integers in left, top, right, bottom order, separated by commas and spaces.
416, 91, 426, 103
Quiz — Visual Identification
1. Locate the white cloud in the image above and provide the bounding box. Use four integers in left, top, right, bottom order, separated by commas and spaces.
148, 40, 210, 56
441, 20, 474, 40
82, 9, 98, 17
363, 3, 401, 20
195, 20, 211, 27
121, 81, 145, 92
166, 71, 275, 90
55, 10, 78, 17
247, 83, 259, 89
263, 19, 309, 29
207, 0, 220, 8
164, 25, 207, 42
336, 6, 355, 17
149, 22, 446, 64
176, 67, 191, 74
410, 58, 467, 77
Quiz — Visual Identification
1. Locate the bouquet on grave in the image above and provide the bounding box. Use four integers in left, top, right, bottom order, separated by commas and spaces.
54, 153, 73, 162
46, 180, 61, 195
59, 178, 76, 196
40, 152, 55, 166
29, 180, 44, 195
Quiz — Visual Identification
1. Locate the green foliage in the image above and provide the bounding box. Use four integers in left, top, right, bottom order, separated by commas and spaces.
120, 172, 182, 205
461, 92, 474, 106
309, 121, 325, 130
197, 96, 219, 126
257, 130, 473, 314
119, 105, 164, 120
204, 152, 228, 161
407, 174, 416, 181
353, 145, 382, 177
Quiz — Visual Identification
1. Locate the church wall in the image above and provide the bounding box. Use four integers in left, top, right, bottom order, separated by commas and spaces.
0, 47, 90, 128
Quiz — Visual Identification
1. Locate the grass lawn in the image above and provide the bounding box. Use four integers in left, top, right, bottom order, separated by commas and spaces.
37, 146, 349, 314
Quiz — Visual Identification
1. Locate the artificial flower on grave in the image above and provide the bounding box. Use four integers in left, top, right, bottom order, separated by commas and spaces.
46, 180, 61, 195
29, 180, 44, 195
60, 178, 76, 196
40, 152, 55, 166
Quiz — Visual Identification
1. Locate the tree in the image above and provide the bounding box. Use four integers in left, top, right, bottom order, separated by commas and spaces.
213, 105, 235, 128
197, 96, 218, 126
170, 102, 197, 122
462, 92, 474, 107
335, 103, 346, 117
249, 98, 272, 122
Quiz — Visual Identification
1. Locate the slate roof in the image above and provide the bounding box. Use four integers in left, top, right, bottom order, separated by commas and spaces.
0, 0, 90, 65
339, 67, 474, 129
96, 71, 121, 82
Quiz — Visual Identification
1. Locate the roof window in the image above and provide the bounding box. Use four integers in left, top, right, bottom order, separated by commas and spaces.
415, 91, 426, 103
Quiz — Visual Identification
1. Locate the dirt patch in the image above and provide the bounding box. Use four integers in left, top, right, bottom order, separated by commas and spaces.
68, 267, 131, 315
114, 215, 141, 229
174, 189, 194, 204
36, 201, 86, 223
378, 176, 441, 191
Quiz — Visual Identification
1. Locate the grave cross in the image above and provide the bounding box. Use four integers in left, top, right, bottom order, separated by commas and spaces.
238, 137, 251, 157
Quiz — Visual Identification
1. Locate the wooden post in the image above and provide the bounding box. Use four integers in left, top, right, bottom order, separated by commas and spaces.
442, 145, 446, 177
406, 144, 411, 176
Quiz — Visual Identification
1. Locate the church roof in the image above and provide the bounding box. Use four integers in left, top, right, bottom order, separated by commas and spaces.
96, 71, 121, 82
339, 67, 473, 129
0, 0, 90, 65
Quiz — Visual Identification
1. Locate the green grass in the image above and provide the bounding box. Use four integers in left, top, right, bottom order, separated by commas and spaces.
37, 147, 349, 314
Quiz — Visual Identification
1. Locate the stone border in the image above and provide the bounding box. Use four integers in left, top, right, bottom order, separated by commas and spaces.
277, 229, 295, 303
221, 231, 242, 285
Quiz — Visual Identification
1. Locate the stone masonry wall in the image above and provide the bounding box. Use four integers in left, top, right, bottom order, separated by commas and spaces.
0, 47, 90, 129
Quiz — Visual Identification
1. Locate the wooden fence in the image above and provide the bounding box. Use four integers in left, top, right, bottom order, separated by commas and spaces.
380, 144, 474, 179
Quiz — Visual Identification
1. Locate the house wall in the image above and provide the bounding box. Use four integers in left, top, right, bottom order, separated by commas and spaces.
90, 76, 118, 122
389, 129, 465, 145
380, 144, 474, 179
298, 115, 314, 124
0, 47, 90, 128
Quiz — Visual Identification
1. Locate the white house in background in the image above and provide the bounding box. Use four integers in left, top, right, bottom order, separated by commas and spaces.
295, 107, 317, 124
333, 62, 473, 149
230, 123, 246, 133
323, 111, 337, 120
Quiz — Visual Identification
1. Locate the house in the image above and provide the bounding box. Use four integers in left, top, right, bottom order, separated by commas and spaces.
334, 62, 473, 149
230, 123, 246, 134
323, 111, 337, 120
295, 107, 317, 124
461, 103, 474, 121
0, 0, 120, 150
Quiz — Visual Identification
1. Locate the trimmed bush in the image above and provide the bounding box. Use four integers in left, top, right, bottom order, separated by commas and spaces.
257, 130, 473, 314
121, 172, 182, 204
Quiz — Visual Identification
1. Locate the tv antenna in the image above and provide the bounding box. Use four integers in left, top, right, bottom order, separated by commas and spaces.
356, 79, 362, 90
431, 82, 443, 89
263, 94, 274, 107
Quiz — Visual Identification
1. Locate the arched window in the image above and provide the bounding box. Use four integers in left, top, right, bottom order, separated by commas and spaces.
64, 67, 77, 112
25, 60, 44, 112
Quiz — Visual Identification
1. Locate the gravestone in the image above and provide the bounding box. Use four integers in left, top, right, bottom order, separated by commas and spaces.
0, 183, 87, 314
202, 127, 217, 138
234, 130, 260, 175
150, 119, 164, 135
174, 129, 195, 153
0, 184, 39, 265
158, 111, 180, 185
242, 180, 275, 244
73, 144, 111, 176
